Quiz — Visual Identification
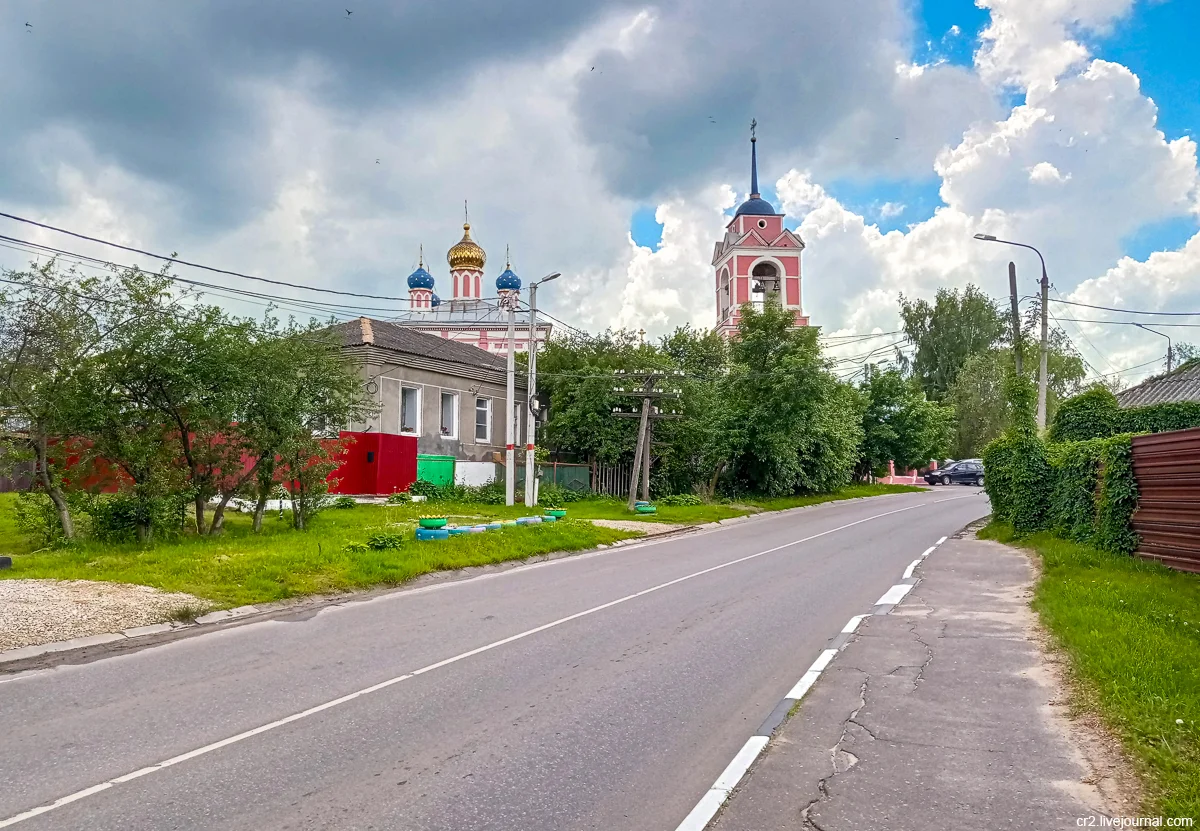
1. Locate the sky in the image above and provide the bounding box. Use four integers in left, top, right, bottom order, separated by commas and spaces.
1, 0, 1198, 386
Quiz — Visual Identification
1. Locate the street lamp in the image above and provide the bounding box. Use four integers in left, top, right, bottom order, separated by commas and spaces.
525, 272, 561, 507
1133, 322, 1173, 372
974, 233, 1051, 432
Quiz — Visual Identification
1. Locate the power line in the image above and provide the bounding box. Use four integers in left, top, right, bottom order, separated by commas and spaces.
1049, 296, 1200, 317
0, 210, 417, 302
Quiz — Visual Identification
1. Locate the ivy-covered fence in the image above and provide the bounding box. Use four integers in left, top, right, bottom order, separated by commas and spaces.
1049, 386, 1200, 443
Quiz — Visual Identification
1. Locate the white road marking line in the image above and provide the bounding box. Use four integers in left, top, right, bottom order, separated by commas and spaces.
902, 559, 921, 579
0, 501, 934, 828
875, 583, 914, 606
936, 535, 948, 545
807, 648, 839, 674
919, 545, 936, 559
785, 670, 823, 701
841, 614, 868, 634
675, 736, 770, 831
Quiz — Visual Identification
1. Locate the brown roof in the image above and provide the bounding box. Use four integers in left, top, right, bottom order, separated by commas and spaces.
330, 317, 506, 371
1117, 360, 1200, 408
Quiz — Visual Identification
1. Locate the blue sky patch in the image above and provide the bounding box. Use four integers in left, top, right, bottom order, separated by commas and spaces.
629, 205, 664, 249
1088, 0, 1199, 141
913, 0, 990, 67
821, 177, 945, 233
1120, 215, 1199, 262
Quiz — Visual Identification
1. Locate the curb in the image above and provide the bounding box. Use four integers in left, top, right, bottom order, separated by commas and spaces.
674, 534, 950, 831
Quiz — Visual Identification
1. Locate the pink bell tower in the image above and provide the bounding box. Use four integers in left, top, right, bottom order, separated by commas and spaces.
712, 121, 808, 339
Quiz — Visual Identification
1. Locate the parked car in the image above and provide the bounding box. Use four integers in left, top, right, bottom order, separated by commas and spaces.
923, 459, 984, 486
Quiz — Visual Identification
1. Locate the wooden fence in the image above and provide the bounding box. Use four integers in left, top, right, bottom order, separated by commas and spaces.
1131, 426, 1200, 573
592, 462, 634, 498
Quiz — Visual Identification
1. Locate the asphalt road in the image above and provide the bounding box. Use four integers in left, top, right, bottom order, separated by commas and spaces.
0, 488, 989, 831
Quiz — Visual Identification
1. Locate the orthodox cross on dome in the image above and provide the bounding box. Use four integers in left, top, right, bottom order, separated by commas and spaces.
418, 243, 424, 268
749, 118, 760, 198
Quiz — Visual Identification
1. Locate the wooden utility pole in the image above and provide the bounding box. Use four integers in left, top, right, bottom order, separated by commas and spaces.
1008, 261, 1023, 377
611, 370, 682, 510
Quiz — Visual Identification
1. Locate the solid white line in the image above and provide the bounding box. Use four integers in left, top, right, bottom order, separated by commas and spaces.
785, 670, 822, 701
841, 614, 868, 634
808, 648, 839, 674
875, 583, 914, 606
902, 559, 921, 579
0, 500, 935, 829
675, 736, 770, 831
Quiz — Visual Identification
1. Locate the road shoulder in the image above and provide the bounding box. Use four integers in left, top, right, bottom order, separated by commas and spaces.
713, 532, 1132, 830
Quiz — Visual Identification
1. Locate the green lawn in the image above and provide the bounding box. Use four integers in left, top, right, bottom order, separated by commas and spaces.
979, 522, 1200, 819
0, 483, 923, 609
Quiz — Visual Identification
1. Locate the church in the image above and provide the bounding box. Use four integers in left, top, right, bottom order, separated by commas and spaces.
392, 212, 552, 354
712, 127, 810, 338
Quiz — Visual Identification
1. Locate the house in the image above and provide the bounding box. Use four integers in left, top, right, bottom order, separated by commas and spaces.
1117, 360, 1200, 407
331, 317, 526, 487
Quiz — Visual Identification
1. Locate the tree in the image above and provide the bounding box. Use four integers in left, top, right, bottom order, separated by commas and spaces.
857, 365, 954, 477
725, 303, 863, 495
945, 350, 1007, 458
0, 262, 135, 539
899, 284, 1006, 400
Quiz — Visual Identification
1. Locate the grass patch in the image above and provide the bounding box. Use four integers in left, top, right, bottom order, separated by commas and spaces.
979, 520, 1200, 818
0, 483, 922, 610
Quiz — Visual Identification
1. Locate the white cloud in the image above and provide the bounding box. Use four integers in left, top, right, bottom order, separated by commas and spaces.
948, 24, 962, 37
880, 201, 906, 218
1028, 161, 1070, 183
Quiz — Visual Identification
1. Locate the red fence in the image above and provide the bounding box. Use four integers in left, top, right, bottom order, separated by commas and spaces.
327, 431, 418, 496
1130, 427, 1200, 573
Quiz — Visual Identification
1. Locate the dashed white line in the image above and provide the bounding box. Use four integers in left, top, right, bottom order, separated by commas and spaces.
841, 614, 868, 634
937, 535, 948, 545
919, 545, 936, 559
902, 559, 921, 579
0, 500, 939, 829
875, 583, 914, 607
675, 737, 770, 831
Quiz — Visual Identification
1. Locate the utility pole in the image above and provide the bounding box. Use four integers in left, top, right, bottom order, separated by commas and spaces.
612, 370, 682, 510
1008, 261, 1022, 377
1134, 323, 1173, 373
974, 234, 1049, 431
524, 272, 560, 507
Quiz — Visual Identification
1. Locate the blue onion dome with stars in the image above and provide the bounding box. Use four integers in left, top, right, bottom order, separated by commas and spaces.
430, 293, 442, 307
495, 246, 521, 291
407, 246, 435, 289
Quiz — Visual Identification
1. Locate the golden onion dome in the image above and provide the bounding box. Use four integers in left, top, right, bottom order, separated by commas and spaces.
447, 223, 486, 271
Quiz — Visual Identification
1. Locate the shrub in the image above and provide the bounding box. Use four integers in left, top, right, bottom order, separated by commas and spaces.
1094, 434, 1140, 555
537, 482, 589, 508
983, 371, 1049, 534
332, 496, 357, 509
342, 541, 369, 553
1119, 401, 1200, 435
386, 492, 412, 504
1048, 386, 1120, 443
658, 493, 703, 506
366, 532, 405, 550
1047, 439, 1105, 542
85, 492, 182, 543
408, 479, 442, 498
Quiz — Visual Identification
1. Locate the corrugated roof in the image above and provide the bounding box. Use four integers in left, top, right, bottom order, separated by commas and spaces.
1117, 360, 1200, 408
330, 317, 505, 371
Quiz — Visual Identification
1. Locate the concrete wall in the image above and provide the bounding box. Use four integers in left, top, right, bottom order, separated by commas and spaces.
349, 356, 526, 464
455, 461, 500, 487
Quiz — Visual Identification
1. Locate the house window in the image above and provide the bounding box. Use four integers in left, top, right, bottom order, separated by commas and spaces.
475, 397, 491, 442
440, 391, 458, 438
400, 386, 420, 434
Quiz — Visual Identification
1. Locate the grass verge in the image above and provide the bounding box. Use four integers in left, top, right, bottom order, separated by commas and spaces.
979, 521, 1200, 818
0, 483, 924, 609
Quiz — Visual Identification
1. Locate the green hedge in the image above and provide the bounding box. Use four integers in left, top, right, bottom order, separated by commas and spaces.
1047, 438, 1104, 542
1049, 386, 1200, 442
1094, 435, 1139, 555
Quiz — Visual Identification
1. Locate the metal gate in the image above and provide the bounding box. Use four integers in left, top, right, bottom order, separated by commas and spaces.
592, 462, 633, 498
1131, 427, 1200, 573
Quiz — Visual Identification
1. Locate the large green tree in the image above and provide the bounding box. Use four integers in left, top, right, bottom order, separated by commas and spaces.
899, 284, 1006, 401
857, 365, 954, 477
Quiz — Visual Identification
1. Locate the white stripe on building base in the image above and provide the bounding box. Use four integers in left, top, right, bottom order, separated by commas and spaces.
875, 583, 914, 606
675, 736, 770, 831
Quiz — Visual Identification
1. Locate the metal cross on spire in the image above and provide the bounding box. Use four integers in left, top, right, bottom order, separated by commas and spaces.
464, 200, 469, 225
750, 118, 757, 140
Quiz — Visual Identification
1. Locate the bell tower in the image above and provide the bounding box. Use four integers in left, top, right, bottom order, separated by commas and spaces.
712, 122, 809, 339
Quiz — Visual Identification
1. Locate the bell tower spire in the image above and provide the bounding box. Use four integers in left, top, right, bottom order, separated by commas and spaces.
750, 118, 759, 197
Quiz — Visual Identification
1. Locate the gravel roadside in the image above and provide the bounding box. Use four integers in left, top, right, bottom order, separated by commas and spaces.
588, 519, 690, 534
0, 580, 212, 653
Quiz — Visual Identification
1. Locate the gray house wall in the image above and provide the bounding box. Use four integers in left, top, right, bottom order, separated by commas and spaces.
347, 354, 527, 463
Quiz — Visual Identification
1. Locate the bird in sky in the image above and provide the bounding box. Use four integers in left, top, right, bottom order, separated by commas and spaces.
345, 9, 353, 18
590, 66, 595, 71
25, 22, 33, 29
375, 159, 380, 164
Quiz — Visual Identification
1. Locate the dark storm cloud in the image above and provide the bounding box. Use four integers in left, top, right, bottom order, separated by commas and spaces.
572, 0, 998, 200
0, 0, 620, 227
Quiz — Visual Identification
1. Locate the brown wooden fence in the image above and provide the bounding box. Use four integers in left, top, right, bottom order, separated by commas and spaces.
1130, 427, 1200, 573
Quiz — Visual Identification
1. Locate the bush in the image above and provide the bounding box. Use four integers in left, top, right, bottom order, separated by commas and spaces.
1048, 386, 1120, 443
1047, 439, 1104, 543
386, 492, 412, 504
658, 493, 703, 506
537, 482, 589, 508
983, 371, 1049, 534
332, 496, 357, 509
85, 492, 182, 543
342, 541, 369, 553
1119, 401, 1200, 435
366, 532, 405, 550
408, 479, 442, 498
1095, 434, 1140, 555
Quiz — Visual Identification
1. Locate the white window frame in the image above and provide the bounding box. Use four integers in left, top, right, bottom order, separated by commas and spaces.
440, 390, 459, 439
475, 397, 491, 443
400, 385, 421, 435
